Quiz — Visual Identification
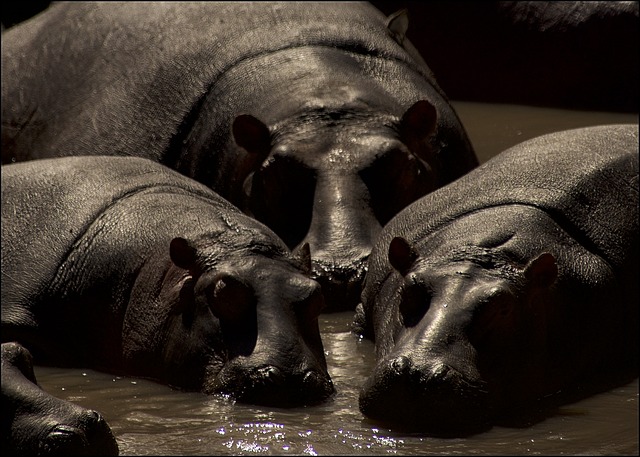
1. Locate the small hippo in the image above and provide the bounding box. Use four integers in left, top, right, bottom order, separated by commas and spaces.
353, 124, 639, 434
1, 2, 478, 311
2, 156, 334, 453
2, 342, 119, 456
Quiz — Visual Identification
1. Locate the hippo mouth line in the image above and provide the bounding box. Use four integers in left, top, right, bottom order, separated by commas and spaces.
311, 258, 368, 311
310, 258, 368, 282
205, 364, 335, 407
359, 358, 493, 435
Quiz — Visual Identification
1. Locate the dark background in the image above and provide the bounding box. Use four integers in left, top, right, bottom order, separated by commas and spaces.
3, 1, 639, 112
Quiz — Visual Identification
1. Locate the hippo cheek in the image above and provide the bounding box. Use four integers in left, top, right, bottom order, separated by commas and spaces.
205, 360, 335, 407
359, 355, 493, 436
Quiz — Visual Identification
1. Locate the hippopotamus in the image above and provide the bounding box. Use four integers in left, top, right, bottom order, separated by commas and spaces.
2, 156, 335, 453
353, 124, 639, 435
1, 2, 478, 311
371, 1, 639, 112
2, 342, 119, 456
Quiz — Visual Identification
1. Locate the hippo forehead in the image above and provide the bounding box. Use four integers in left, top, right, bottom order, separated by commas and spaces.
411, 245, 524, 285
213, 254, 318, 299
270, 114, 403, 169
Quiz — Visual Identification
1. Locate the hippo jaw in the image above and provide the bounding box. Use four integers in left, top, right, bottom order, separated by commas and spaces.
309, 255, 369, 313
359, 351, 493, 436
204, 360, 335, 407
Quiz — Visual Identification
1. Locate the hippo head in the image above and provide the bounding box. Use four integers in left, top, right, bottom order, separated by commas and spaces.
123, 234, 334, 408
1, 342, 119, 455
356, 237, 560, 435
230, 100, 439, 311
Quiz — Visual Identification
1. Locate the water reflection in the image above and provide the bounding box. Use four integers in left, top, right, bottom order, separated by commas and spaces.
36, 312, 638, 455
34, 103, 638, 455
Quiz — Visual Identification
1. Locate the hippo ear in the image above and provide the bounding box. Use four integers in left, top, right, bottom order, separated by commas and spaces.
232, 114, 271, 157
524, 252, 558, 288
231, 114, 272, 206
388, 236, 419, 276
400, 100, 438, 145
386, 9, 409, 45
170, 237, 200, 275
293, 242, 312, 276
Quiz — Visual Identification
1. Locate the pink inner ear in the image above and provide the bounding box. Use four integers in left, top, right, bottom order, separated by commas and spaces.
524, 252, 558, 287
388, 236, 418, 276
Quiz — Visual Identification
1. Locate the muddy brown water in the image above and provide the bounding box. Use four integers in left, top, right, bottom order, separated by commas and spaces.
34, 102, 639, 455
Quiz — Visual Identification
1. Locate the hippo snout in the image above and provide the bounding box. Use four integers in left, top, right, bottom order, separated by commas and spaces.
41, 410, 118, 456
212, 364, 335, 407
359, 355, 492, 435
311, 256, 368, 312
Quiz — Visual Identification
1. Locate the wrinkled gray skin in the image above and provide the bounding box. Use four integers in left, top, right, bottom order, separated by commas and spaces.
2, 342, 118, 456
2, 156, 334, 454
353, 124, 639, 435
1, 2, 478, 311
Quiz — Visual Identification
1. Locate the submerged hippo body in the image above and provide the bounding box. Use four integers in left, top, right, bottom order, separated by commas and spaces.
2, 156, 334, 453
1, 2, 478, 311
354, 124, 639, 434
2, 342, 118, 456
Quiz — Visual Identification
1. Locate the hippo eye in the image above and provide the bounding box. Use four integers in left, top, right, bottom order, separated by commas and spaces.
398, 278, 432, 327
205, 273, 256, 323
248, 154, 315, 248
295, 282, 326, 324
360, 147, 434, 225
468, 288, 517, 347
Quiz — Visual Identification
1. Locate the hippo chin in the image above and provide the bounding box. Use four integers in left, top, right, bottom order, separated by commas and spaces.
354, 124, 639, 434
1, 2, 477, 311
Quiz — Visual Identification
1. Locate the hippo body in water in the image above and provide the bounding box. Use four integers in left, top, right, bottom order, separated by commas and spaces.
2, 156, 334, 454
354, 124, 639, 434
2, 342, 119, 456
1, 2, 478, 311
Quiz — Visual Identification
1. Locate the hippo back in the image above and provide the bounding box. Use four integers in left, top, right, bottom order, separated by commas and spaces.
2, 2, 464, 172
2, 156, 236, 300
364, 123, 639, 313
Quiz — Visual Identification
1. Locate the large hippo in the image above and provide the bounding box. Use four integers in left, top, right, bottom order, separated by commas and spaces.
2, 156, 335, 454
353, 124, 639, 435
1, 2, 478, 311
372, 1, 639, 112
2, 342, 118, 456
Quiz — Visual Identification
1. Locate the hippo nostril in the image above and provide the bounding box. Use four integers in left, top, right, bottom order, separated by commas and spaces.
302, 369, 320, 386
256, 365, 285, 386
85, 410, 104, 424
431, 363, 450, 381
391, 355, 412, 375
42, 425, 88, 453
